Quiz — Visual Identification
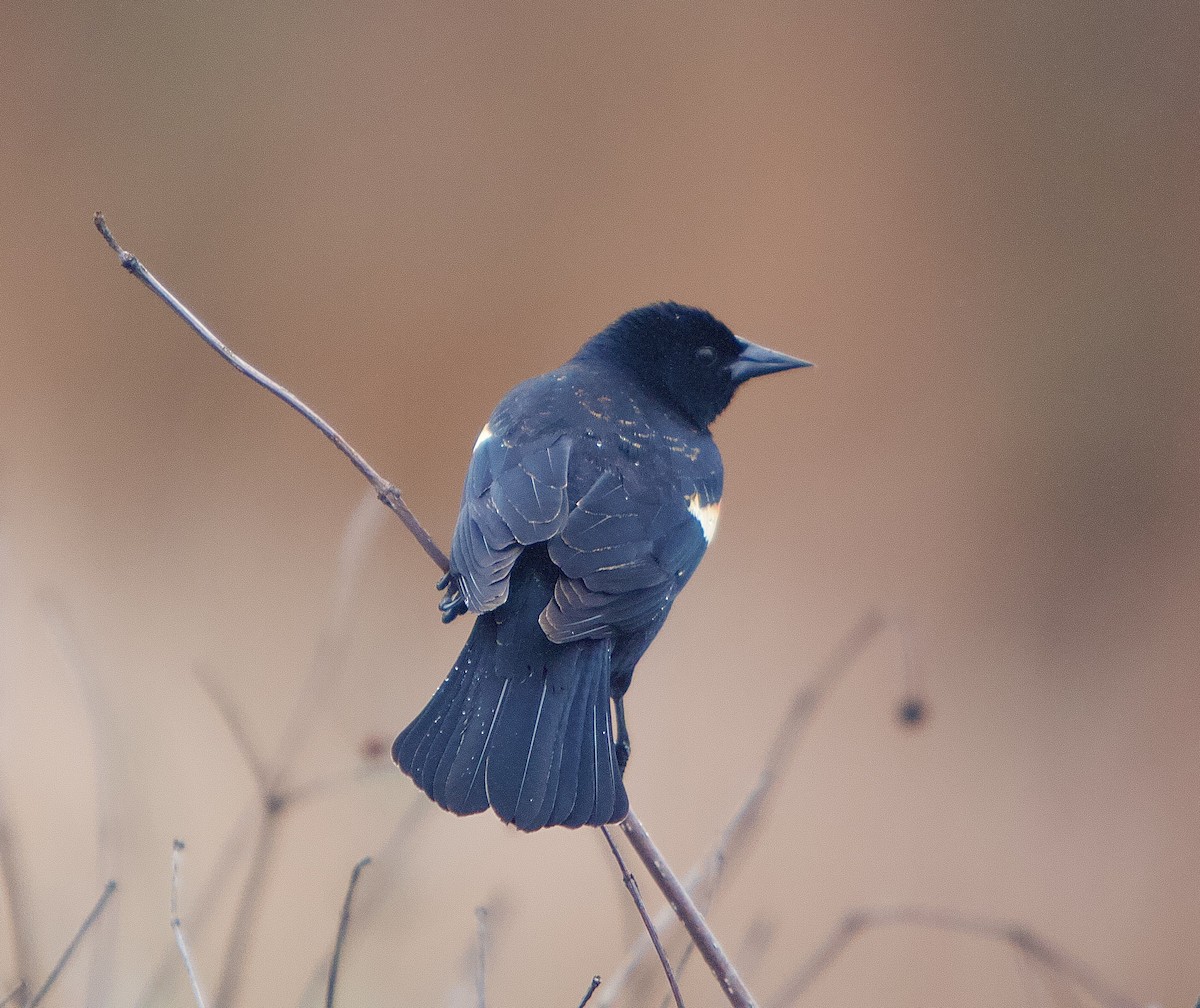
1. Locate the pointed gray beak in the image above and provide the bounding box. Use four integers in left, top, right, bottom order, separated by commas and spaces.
728, 338, 813, 384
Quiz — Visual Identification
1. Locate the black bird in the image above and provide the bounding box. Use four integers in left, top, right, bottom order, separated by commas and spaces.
393, 303, 810, 831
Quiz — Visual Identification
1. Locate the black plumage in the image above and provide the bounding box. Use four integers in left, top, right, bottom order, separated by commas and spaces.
393, 302, 810, 830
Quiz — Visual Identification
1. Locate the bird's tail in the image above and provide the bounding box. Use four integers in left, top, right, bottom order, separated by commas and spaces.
392, 595, 628, 832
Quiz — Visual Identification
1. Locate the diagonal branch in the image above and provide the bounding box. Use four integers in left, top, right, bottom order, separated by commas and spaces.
601, 826, 686, 1008
93, 212, 449, 575
766, 906, 1141, 1008
93, 211, 771, 1008
326, 857, 371, 1008
27, 880, 117, 1008
194, 666, 272, 796
600, 612, 884, 1007
618, 812, 756, 1008
172, 841, 209, 1008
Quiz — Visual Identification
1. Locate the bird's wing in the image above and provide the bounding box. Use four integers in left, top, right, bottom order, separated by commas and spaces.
447, 429, 572, 613
539, 469, 716, 643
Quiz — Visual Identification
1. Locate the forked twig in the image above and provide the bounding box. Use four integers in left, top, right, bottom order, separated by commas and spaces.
172, 841, 209, 1008
27, 880, 117, 1008
326, 857, 371, 1008
92, 212, 449, 574
766, 906, 1140, 1008
602, 613, 883, 1007
619, 813, 758, 1008
600, 826, 686, 1008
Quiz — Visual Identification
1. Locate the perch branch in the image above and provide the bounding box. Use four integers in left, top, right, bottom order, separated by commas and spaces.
93, 212, 449, 574
600, 827, 685, 1008
619, 811, 756, 1008
28, 880, 117, 1008
326, 857, 371, 1008
601, 612, 884, 1007
95, 212, 758, 1008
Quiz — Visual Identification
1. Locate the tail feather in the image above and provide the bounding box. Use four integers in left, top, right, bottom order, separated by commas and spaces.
393, 613, 628, 831
434, 671, 508, 816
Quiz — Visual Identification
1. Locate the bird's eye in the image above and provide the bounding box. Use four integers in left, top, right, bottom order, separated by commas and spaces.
695, 346, 716, 365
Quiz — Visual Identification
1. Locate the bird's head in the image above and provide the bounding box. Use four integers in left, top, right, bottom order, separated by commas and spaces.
578, 302, 811, 428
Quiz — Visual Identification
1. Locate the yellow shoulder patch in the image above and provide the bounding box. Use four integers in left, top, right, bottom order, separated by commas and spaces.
685, 492, 721, 544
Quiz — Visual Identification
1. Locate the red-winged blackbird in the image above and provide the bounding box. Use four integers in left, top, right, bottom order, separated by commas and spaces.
393, 303, 809, 830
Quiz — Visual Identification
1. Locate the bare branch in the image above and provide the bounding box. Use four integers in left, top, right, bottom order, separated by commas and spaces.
171, 842, 209, 1008
618, 811, 758, 1008
27, 880, 117, 1008
602, 613, 884, 1007
41, 595, 125, 1007
326, 857, 371, 1008
0, 775, 36, 1003
195, 666, 271, 795
766, 906, 1141, 1008
295, 798, 430, 1007
0, 983, 27, 1008
601, 825, 686, 1008
213, 810, 283, 1008
576, 976, 602, 1008
93, 212, 450, 574
474, 906, 489, 1008
272, 492, 387, 793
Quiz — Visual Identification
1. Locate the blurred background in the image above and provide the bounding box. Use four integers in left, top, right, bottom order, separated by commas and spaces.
1, 1, 1197, 1005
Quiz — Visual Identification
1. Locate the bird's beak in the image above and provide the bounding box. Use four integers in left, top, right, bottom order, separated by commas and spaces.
729, 338, 813, 384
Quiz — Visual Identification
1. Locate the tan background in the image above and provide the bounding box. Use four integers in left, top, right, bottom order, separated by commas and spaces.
2, 2, 1198, 1006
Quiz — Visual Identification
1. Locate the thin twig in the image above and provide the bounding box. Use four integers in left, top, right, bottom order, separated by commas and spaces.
600, 826, 686, 1008
192, 496, 381, 1008
326, 857, 371, 1008
767, 906, 1141, 1008
474, 906, 489, 1008
0, 983, 27, 1008
576, 976, 602, 1008
0, 773, 35, 1003
93, 212, 450, 574
295, 798, 430, 1007
619, 811, 758, 1008
0, 526, 34, 1004
172, 841, 209, 1008
134, 804, 256, 1008
213, 809, 283, 1008
194, 666, 271, 794
41, 597, 125, 1008
27, 880, 117, 1008
602, 614, 884, 1008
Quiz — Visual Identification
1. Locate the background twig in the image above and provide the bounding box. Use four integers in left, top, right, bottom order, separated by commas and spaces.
0, 983, 27, 1008
326, 857, 371, 1008
766, 906, 1140, 1008
0, 774, 35, 1005
27, 880, 117, 1008
172, 841, 209, 1008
